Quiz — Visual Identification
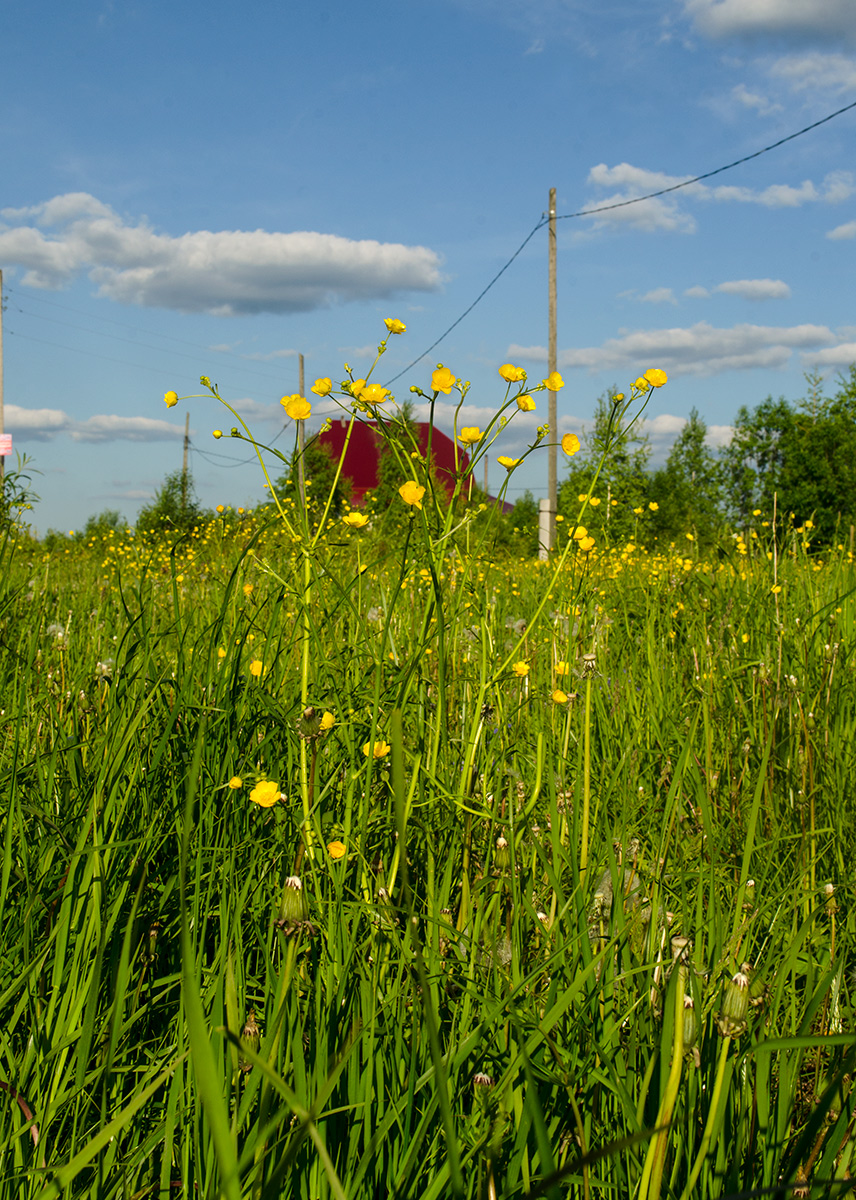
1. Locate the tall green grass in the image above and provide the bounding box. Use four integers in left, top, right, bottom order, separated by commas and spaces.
1, 362, 855, 1197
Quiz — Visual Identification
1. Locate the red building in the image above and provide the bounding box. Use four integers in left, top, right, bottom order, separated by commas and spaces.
317, 417, 469, 505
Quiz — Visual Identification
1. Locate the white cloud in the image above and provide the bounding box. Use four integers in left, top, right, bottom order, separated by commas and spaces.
731, 83, 782, 114
714, 278, 791, 299
582, 163, 851, 234
509, 320, 836, 377
768, 50, 856, 92
685, 285, 710, 298
71, 415, 187, 443
0, 192, 443, 316
6, 403, 189, 443
5, 404, 70, 440
639, 287, 678, 304
827, 219, 856, 239
685, 0, 856, 41
802, 342, 856, 367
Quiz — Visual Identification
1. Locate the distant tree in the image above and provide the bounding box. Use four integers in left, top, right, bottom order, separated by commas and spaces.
557, 392, 651, 545
136, 468, 206, 536
84, 508, 129, 540
720, 369, 856, 541
507, 490, 540, 557
649, 409, 724, 545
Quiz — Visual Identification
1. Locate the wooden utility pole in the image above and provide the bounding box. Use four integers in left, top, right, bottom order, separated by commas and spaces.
298, 353, 306, 508
0, 268, 5, 486
181, 411, 189, 512
547, 187, 558, 550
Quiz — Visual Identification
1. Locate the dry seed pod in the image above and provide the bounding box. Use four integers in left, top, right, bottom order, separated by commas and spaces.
716, 969, 750, 1037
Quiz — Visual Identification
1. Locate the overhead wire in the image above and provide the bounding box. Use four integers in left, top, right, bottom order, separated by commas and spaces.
384, 98, 856, 386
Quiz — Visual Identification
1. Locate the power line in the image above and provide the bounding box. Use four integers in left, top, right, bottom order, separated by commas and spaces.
4, 283, 301, 386
386, 98, 856, 386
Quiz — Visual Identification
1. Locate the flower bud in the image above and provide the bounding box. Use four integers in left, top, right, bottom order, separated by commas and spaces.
494, 835, 510, 872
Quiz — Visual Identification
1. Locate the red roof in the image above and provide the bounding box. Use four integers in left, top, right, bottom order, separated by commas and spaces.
318, 418, 468, 505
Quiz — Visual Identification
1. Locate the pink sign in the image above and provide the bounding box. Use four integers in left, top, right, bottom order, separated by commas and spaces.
0, 435, 11, 455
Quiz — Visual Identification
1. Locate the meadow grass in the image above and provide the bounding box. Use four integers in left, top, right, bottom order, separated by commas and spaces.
2, 361, 855, 1198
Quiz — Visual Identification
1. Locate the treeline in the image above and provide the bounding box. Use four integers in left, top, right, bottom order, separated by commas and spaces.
33, 366, 856, 553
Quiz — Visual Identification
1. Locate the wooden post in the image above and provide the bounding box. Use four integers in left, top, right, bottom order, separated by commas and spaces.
181, 411, 189, 512
547, 188, 557, 549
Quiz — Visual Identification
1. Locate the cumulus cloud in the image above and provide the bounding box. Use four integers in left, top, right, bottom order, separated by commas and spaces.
639, 287, 678, 304
730, 83, 782, 114
5, 403, 189, 443
767, 50, 856, 92
685, 285, 710, 298
581, 164, 851, 233
802, 341, 856, 367
715, 278, 791, 299
827, 219, 856, 239
0, 192, 443, 316
684, 0, 856, 42
508, 320, 836, 377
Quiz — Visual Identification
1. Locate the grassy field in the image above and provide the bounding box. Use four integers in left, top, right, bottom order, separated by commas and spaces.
2, 366, 856, 1198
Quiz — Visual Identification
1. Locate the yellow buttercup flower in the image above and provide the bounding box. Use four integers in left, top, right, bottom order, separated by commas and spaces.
572, 525, 588, 540
243, 582, 254, 597
555, 661, 569, 676
399, 480, 426, 509
771, 584, 782, 594
543, 371, 565, 391
633, 377, 648, 390
431, 366, 456, 394
350, 378, 366, 398
362, 384, 390, 405
497, 456, 520, 470
384, 318, 406, 334
342, 511, 369, 528
512, 661, 529, 678
578, 535, 595, 552
551, 689, 569, 704
648, 501, 659, 512
327, 839, 347, 859
363, 740, 391, 759
644, 368, 668, 388
282, 395, 311, 420
561, 434, 580, 456
164, 391, 179, 408
312, 377, 333, 396
249, 659, 264, 677
458, 427, 482, 446
249, 780, 282, 808
213, 429, 223, 439
320, 711, 335, 731
589, 497, 601, 507
227, 776, 243, 789
499, 363, 527, 382
516, 395, 536, 412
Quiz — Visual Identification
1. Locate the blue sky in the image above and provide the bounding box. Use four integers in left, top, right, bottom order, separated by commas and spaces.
3, 0, 856, 533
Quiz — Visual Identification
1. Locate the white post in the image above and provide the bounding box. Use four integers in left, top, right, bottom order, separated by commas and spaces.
539, 498, 553, 561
